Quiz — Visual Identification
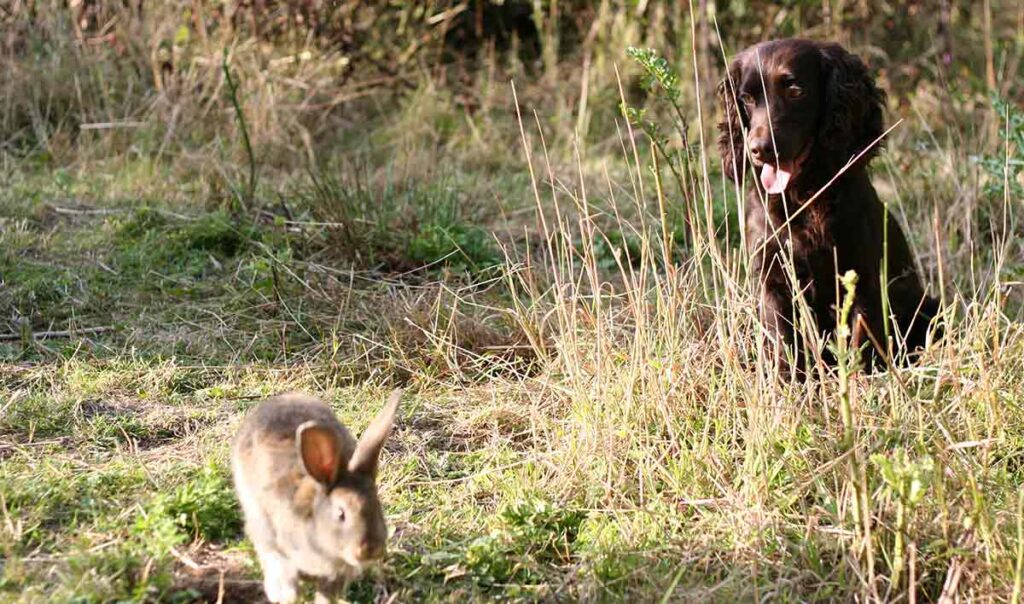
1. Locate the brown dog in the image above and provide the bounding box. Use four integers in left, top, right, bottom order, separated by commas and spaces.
717, 38, 939, 374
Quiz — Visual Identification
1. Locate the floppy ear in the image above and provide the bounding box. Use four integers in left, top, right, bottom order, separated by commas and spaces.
717, 53, 748, 182
297, 422, 344, 485
348, 389, 401, 478
818, 43, 886, 163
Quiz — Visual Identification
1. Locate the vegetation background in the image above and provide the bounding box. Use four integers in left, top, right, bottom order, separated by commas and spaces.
1, 0, 1022, 602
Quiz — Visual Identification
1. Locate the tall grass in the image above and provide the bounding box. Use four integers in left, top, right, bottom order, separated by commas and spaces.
490, 43, 1024, 599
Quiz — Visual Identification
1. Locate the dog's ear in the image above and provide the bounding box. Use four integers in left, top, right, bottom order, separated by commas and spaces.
717, 52, 748, 183
818, 43, 886, 164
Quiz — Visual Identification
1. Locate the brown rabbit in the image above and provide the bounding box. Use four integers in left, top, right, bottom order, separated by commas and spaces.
231, 390, 401, 603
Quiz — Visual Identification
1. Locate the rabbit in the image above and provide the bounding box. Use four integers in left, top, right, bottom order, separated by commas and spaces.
231, 389, 401, 604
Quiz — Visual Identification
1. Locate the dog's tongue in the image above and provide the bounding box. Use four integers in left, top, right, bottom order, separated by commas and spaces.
760, 163, 793, 194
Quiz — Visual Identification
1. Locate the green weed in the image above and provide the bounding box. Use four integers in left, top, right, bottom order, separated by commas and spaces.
113, 209, 255, 283
303, 172, 500, 274
132, 463, 242, 558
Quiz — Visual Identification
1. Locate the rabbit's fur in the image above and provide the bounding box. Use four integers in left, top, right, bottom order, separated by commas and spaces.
232, 390, 400, 603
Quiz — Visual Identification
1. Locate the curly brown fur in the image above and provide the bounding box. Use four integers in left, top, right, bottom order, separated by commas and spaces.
716, 38, 940, 376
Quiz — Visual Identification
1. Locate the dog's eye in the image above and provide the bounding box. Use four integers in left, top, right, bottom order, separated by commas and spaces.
338, 509, 347, 523
739, 92, 755, 106
786, 84, 805, 99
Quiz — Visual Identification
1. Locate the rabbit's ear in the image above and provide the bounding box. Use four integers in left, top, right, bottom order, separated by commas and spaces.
297, 422, 343, 485
349, 389, 401, 478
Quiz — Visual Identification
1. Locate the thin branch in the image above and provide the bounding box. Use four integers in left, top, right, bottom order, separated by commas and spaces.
0, 326, 114, 341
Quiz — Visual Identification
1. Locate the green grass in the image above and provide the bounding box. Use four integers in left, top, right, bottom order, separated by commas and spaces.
1, 7, 1023, 602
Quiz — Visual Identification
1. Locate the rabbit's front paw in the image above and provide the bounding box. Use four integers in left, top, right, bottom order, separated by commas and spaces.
261, 555, 299, 603
264, 576, 298, 604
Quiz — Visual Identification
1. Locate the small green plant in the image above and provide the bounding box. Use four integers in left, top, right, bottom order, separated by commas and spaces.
406, 223, 501, 274
831, 270, 875, 592
303, 173, 500, 275
460, 497, 585, 587
114, 208, 254, 282
870, 450, 934, 590
973, 94, 1024, 201
627, 48, 682, 106
622, 47, 742, 254
132, 463, 241, 557
622, 48, 695, 250
499, 497, 585, 562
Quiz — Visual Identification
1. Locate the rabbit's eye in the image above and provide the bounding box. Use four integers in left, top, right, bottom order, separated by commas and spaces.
337, 509, 347, 523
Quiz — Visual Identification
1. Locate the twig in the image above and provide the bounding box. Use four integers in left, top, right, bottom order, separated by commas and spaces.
79, 121, 145, 130
222, 47, 258, 209
51, 205, 120, 216
170, 547, 202, 571
0, 326, 114, 341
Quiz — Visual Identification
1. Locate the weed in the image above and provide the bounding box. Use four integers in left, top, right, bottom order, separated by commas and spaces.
459, 497, 585, 587
973, 95, 1024, 201
303, 172, 500, 274
0, 391, 74, 437
132, 463, 242, 558
406, 222, 501, 274
113, 208, 255, 285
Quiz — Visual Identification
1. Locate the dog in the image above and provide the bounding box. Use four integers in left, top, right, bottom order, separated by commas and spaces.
717, 38, 939, 375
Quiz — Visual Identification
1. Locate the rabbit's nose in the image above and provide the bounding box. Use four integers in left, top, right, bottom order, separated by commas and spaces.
360, 538, 385, 560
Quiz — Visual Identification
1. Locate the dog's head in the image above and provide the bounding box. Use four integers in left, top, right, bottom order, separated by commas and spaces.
717, 38, 885, 194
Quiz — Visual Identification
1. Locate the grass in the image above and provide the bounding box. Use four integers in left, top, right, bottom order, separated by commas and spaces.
4, 121, 1022, 602
1, 3, 1023, 603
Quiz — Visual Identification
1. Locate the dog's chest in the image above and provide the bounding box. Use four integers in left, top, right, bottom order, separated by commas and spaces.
788, 203, 834, 260
751, 200, 835, 273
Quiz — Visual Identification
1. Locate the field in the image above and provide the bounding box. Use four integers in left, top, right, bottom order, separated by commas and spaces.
1, 2, 1023, 602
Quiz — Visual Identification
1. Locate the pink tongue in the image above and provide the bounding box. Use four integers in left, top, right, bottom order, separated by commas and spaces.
760, 163, 792, 194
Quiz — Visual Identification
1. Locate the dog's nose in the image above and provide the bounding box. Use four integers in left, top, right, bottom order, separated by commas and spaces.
748, 138, 773, 162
